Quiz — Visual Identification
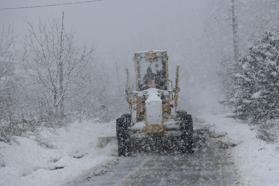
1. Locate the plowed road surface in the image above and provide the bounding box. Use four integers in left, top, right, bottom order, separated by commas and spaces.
71, 128, 240, 186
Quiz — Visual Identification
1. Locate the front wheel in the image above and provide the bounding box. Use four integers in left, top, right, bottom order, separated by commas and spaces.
116, 114, 131, 156
178, 111, 194, 153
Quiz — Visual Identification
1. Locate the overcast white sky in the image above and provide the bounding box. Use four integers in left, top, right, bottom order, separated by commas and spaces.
0, 0, 223, 113
1, 0, 206, 62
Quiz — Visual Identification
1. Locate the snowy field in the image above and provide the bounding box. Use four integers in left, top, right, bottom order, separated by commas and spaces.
0, 120, 117, 186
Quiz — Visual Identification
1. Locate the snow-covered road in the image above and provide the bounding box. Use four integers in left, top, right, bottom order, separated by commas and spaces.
71, 128, 239, 186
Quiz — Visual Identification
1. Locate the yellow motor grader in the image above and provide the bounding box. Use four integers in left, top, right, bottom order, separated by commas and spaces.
116, 50, 193, 156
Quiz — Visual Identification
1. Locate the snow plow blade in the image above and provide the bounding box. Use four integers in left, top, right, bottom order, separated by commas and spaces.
130, 133, 192, 154
96, 136, 116, 148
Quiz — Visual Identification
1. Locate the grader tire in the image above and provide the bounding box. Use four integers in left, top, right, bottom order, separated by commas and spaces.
116, 114, 131, 157
178, 111, 194, 153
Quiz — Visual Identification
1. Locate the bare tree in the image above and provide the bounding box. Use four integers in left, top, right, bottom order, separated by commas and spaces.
58, 12, 65, 121
0, 25, 15, 121
23, 17, 93, 125
0, 25, 16, 140
231, 0, 240, 63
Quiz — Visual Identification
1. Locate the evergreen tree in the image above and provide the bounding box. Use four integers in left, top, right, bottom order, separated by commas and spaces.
232, 32, 279, 121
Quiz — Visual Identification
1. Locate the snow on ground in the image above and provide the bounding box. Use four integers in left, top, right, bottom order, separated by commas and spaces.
1, 113, 279, 186
0, 120, 117, 186
201, 113, 279, 186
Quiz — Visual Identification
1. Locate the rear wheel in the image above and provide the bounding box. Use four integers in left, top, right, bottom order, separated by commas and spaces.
178, 111, 194, 153
116, 114, 131, 156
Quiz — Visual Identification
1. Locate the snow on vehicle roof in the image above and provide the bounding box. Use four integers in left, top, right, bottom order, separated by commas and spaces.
135, 50, 167, 54
134, 50, 168, 61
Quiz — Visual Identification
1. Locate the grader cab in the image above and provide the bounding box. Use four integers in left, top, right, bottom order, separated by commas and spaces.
116, 50, 193, 156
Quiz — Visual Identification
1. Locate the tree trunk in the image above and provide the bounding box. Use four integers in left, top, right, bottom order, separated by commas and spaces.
231, 0, 240, 63
58, 12, 64, 122
54, 88, 58, 119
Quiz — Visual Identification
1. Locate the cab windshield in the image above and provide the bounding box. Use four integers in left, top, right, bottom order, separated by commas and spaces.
138, 59, 165, 90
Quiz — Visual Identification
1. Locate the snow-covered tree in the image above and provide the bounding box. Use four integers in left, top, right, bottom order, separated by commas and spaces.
0, 26, 18, 141
232, 32, 279, 121
23, 19, 93, 124
0, 26, 16, 125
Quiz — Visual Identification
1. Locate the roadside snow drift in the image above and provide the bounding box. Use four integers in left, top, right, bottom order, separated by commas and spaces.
0, 120, 117, 186
202, 113, 279, 186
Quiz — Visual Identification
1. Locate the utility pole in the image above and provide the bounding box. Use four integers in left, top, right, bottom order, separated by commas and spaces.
231, 0, 240, 63
58, 11, 64, 122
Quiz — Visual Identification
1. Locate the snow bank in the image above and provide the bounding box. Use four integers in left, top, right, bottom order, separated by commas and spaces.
0, 120, 117, 186
201, 113, 279, 186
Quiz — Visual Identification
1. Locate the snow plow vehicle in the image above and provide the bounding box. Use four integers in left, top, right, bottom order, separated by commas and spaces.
116, 50, 193, 156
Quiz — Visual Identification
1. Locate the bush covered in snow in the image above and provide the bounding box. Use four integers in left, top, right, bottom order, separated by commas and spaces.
231, 32, 279, 121
257, 119, 279, 142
